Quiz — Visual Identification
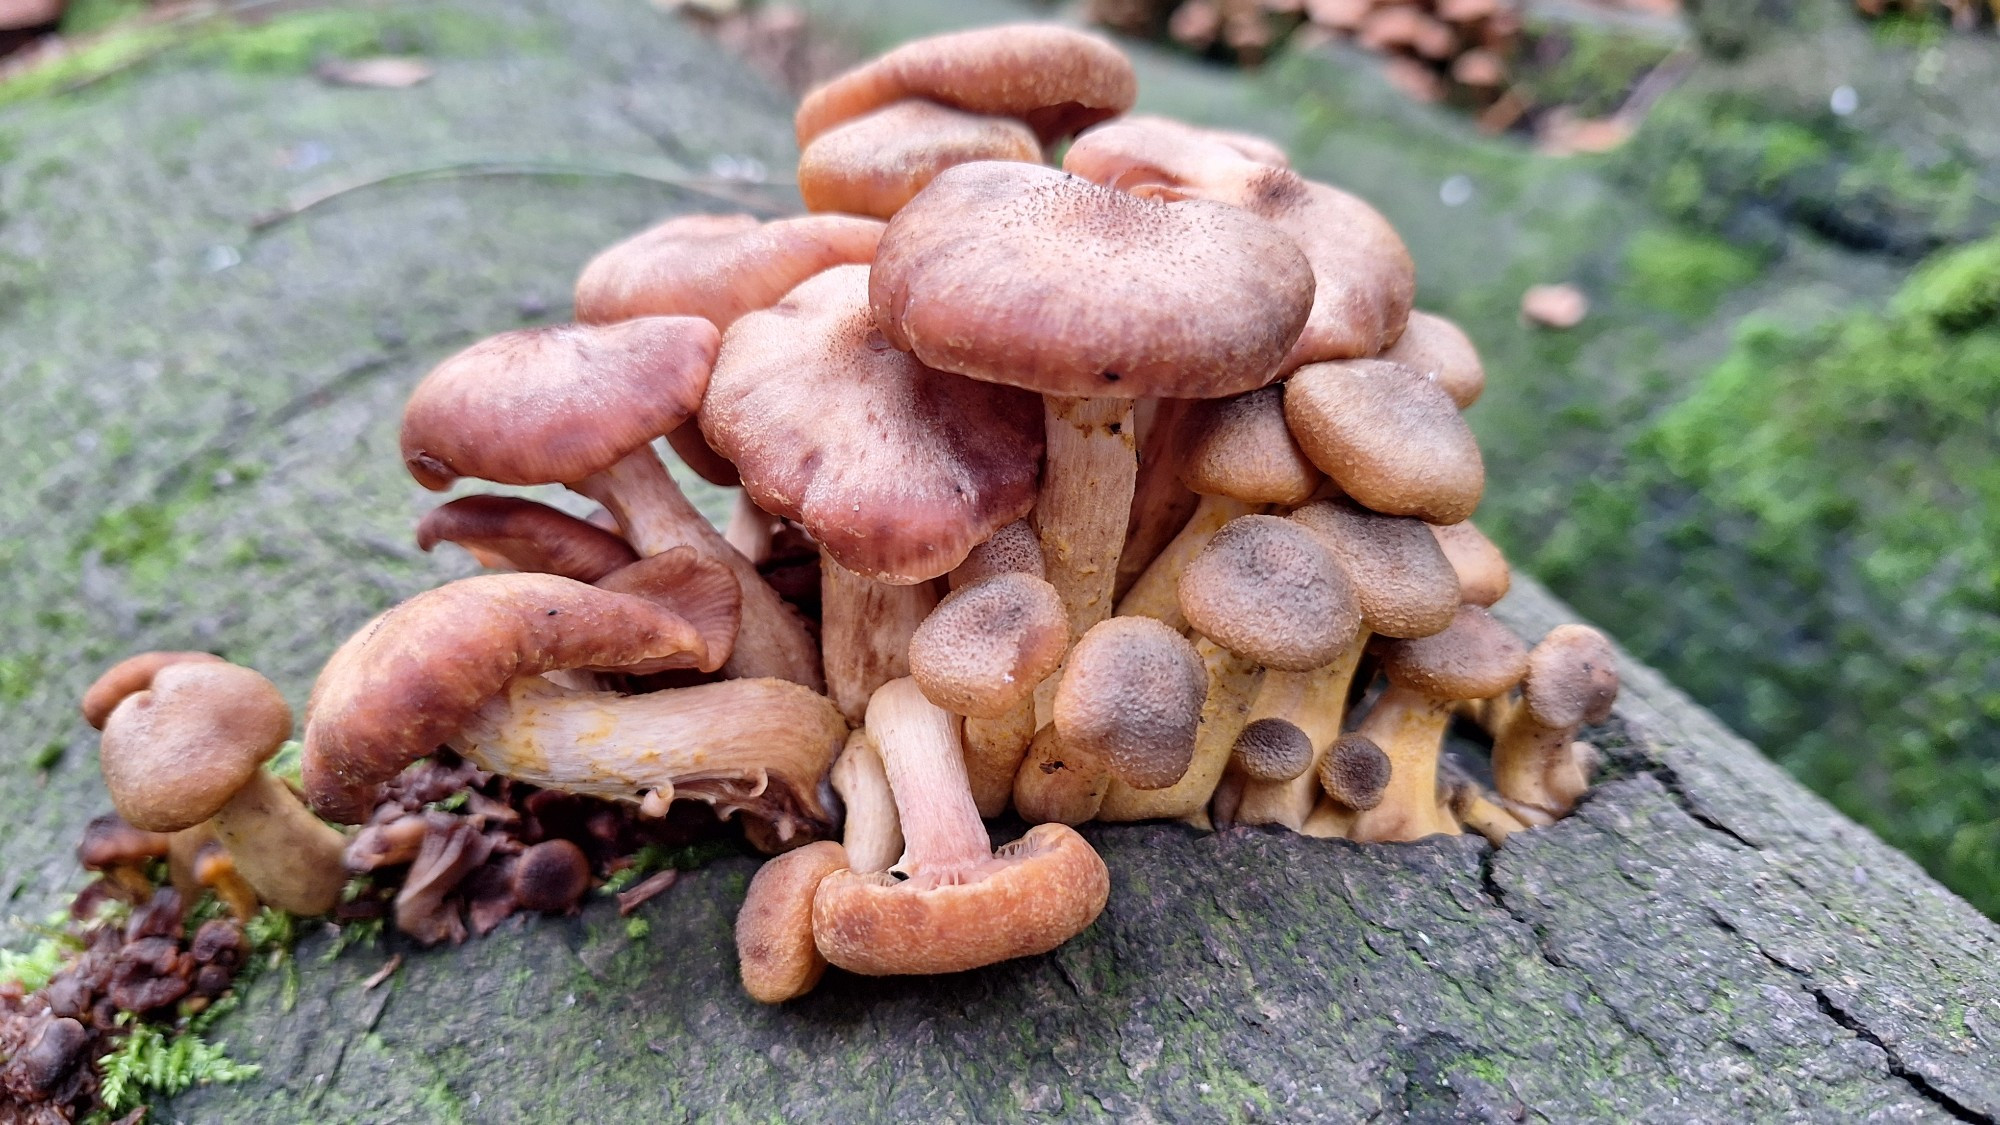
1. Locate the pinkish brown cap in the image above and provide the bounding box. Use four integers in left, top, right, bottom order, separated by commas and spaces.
82, 651, 225, 730
416, 495, 638, 583
702, 264, 1043, 583
794, 25, 1137, 147
1382, 310, 1485, 409
1062, 115, 1285, 195
401, 318, 719, 491
594, 547, 744, 669
908, 572, 1068, 719
1377, 605, 1528, 702
99, 662, 293, 832
1429, 520, 1510, 607
1284, 358, 1484, 524
1178, 386, 1321, 505
1179, 515, 1362, 671
1318, 733, 1390, 811
1289, 498, 1459, 639
664, 418, 742, 488
1053, 616, 1208, 789
871, 161, 1314, 400
1522, 624, 1619, 729
739, 840, 849, 1002
574, 213, 883, 329
799, 99, 1040, 219
947, 519, 1045, 590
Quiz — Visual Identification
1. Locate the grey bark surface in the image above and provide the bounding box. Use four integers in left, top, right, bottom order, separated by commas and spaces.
0, 1, 1995, 1122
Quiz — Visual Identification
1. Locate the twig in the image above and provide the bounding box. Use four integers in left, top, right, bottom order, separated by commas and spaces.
617, 869, 679, 916
360, 953, 402, 990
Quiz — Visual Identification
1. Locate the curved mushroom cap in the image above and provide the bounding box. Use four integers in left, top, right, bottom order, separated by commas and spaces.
794, 24, 1137, 147
1062, 116, 1286, 194
664, 419, 741, 488
1284, 358, 1485, 524
302, 570, 724, 823
1232, 718, 1313, 783
1053, 616, 1208, 789
1179, 515, 1362, 671
703, 264, 1043, 583
908, 573, 1068, 718
1318, 733, 1391, 811
594, 548, 744, 669
574, 213, 884, 329
947, 519, 1045, 589
1178, 386, 1321, 505
1289, 498, 1458, 639
871, 161, 1314, 400
100, 662, 293, 833
738, 840, 849, 1003
1378, 605, 1528, 702
1428, 520, 1511, 607
1523, 624, 1619, 729
799, 100, 1040, 219
417, 495, 638, 583
812, 822, 1109, 975
513, 839, 591, 913
82, 651, 225, 730
401, 318, 720, 491
1383, 310, 1485, 409
77, 814, 173, 870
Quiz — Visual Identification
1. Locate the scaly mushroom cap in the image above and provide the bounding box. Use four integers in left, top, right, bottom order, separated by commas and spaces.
573, 213, 884, 328
1053, 615, 1209, 789
871, 161, 1314, 400
416, 495, 638, 583
1232, 718, 1314, 783
1429, 519, 1511, 607
738, 840, 849, 1003
1523, 625, 1619, 729
703, 264, 1044, 583
82, 651, 225, 730
1179, 515, 1362, 671
1382, 310, 1485, 409
1178, 386, 1321, 505
1378, 605, 1528, 702
947, 519, 1045, 590
908, 573, 1069, 719
1319, 733, 1391, 811
100, 662, 292, 833
799, 99, 1040, 219
812, 822, 1109, 976
513, 840, 591, 913
794, 24, 1137, 147
401, 318, 720, 491
1284, 358, 1485, 524
302, 567, 724, 823
1289, 498, 1458, 639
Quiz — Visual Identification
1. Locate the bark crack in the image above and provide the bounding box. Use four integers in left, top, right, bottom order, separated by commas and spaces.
1645, 764, 1762, 852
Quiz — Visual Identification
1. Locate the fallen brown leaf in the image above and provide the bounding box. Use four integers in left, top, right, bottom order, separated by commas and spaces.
1521, 283, 1589, 329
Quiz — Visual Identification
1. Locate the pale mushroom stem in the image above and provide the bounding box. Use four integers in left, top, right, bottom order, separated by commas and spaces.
964, 701, 1037, 818
830, 729, 903, 874
574, 447, 824, 691
724, 492, 776, 565
211, 769, 349, 916
1115, 397, 1200, 599
1349, 683, 1462, 842
1036, 396, 1138, 639
1231, 631, 1369, 830
1012, 724, 1110, 826
1114, 493, 1255, 627
1492, 715, 1588, 819
867, 678, 991, 884
453, 675, 845, 843
821, 551, 938, 722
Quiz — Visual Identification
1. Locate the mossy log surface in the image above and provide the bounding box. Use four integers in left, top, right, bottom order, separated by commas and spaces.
1, 1, 1996, 1121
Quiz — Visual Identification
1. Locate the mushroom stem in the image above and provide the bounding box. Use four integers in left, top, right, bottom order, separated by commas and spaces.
1230, 632, 1369, 830
1012, 724, 1110, 825
574, 447, 823, 691
453, 675, 845, 843
724, 492, 776, 565
1035, 396, 1137, 639
1097, 638, 1259, 822
1491, 715, 1592, 817
1348, 682, 1462, 842
830, 730, 902, 874
867, 678, 990, 884
964, 701, 1036, 817
1115, 494, 1254, 627
820, 551, 937, 722
1115, 397, 1200, 600
211, 770, 349, 916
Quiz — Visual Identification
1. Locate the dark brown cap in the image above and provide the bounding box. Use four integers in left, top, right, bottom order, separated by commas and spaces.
1052, 615, 1208, 789
1523, 624, 1619, 730
1382, 310, 1484, 409
1231, 718, 1313, 783
799, 99, 1040, 219
1289, 498, 1459, 639
417, 495, 638, 583
1284, 358, 1484, 524
1178, 386, 1321, 505
99, 662, 293, 832
1318, 733, 1390, 811
1179, 515, 1362, 671
513, 840, 591, 913
908, 572, 1068, 719
574, 213, 883, 328
1377, 605, 1528, 702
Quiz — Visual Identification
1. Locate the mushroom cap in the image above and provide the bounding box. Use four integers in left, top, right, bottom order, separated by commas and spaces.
664, 418, 742, 488
1523, 624, 1619, 729
1062, 115, 1286, 194
799, 99, 1040, 219
100, 662, 293, 833
794, 24, 1137, 147
76, 814, 173, 870
1232, 718, 1314, 783
1289, 498, 1459, 639
702, 264, 1044, 583
947, 519, 1045, 589
401, 318, 720, 490
811, 822, 1109, 975
82, 650, 225, 730
416, 495, 639, 584
1053, 615, 1209, 789
1377, 605, 1528, 702
871, 161, 1314, 400
1178, 515, 1362, 671
594, 548, 744, 670
302, 568, 725, 823
1428, 519, 1511, 607
1177, 386, 1321, 505
739, 840, 849, 1002
1382, 310, 1485, 409
1318, 733, 1390, 811
1284, 358, 1485, 524
512, 839, 592, 913
573, 213, 884, 329
908, 573, 1069, 719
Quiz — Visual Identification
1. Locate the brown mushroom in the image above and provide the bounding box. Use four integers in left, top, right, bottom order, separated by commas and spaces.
1381, 310, 1485, 410
799, 99, 1040, 219
1299, 733, 1393, 838
944, 522, 1053, 816
574, 213, 883, 329
1490, 624, 1618, 820
81, 650, 225, 730
908, 573, 1069, 720
1284, 358, 1485, 524
76, 815, 172, 901
1096, 637, 1259, 823
416, 495, 638, 583
738, 840, 850, 1003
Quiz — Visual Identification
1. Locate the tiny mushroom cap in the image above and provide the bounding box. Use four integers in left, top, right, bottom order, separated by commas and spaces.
1231, 718, 1314, 784
1284, 358, 1485, 524
512, 840, 591, 913
1053, 615, 1209, 789
1318, 733, 1392, 811
1382, 310, 1485, 410
401, 318, 719, 492
1289, 498, 1460, 639
1523, 625, 1620, 730
947, 519, 1045, 590
907, 573, 1069, 719
702, 264, 1044, 583
573, 213, 884, 328
871, 161, 1315, 401
1428, 520, 1511, 607
82, 651, 225, 730
1178, 386, 1321, 506
794, 24, 1138, 147
99, 662, 292, 833
737, 840, 849, 1003
1179, 515, 1363, 671
416, 495, 638, 584
1378, 605, 1529, 704
798, 99, 1040, 219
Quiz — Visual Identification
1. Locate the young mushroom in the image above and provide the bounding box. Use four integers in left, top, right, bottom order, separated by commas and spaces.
81, 650, 224, 730
1382, 310, 1486, 409
1300, 733, 1393, 838
1285, 358, 1486, 525
573, 212, 884, 329
1490, 624, 1619, 822
942, 523, 1057, 815
737, 840, 850, 1004
798, 99, 1040, 219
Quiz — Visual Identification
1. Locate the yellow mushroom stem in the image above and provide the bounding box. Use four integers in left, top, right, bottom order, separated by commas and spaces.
1096, 638, 1257, 822
1347, 683, 1463, 843
1114, 493, 1255, 628
211, 769, 349, 916
1229, 632, 1369, 830
963, 701, 1037, 818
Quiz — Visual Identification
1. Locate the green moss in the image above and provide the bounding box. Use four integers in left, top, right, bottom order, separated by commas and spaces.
1621, 229, 1764, 317
59, 0, 145, 37
95, 1021, 261, 1117
1516, 22, 1676, 119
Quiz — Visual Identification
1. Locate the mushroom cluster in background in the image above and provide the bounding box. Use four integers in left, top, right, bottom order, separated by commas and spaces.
59, 23, 1620, 1014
